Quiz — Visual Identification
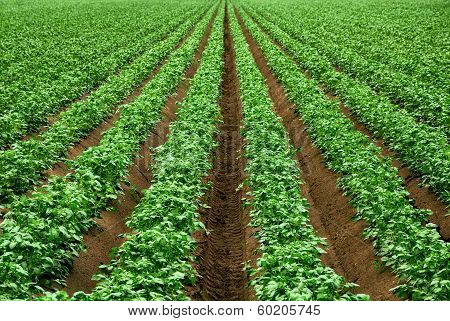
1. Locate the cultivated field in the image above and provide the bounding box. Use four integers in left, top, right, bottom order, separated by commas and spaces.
0, 0, 448, 301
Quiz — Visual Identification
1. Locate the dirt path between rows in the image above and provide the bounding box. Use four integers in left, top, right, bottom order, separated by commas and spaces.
235, 6, 399, 301
60, 11, 218, 295
192, 9, 249, 301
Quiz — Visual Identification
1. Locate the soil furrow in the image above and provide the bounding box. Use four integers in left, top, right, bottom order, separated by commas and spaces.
61, 10, 218, 296
235, 6, 399, 301
244, 7, 449, 242
195, 9, 247, 301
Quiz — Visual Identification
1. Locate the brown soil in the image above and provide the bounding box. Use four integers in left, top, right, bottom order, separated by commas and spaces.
235, 6, 400, 301
240, 177, 261, 301
189, 172, 259, 301
61, 9, 218, 296
41, 63, 164, 181
192, 9, 249, 301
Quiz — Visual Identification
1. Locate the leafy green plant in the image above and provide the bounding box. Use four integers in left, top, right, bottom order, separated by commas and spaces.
0, 8, 208, 206
249, 2, 449, 135
229, 6, 367, 301
67, 5, 225, 301
242, 5, 450, 204
0, 1, 205, 148
236, 4, 449, 300
0, 5, 216, 300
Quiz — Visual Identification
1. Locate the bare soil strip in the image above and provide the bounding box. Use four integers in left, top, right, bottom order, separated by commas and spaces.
194, 10, 248, 301
61, 11, 219, 296
235, 7, 399, 301
244, 8, 449, 242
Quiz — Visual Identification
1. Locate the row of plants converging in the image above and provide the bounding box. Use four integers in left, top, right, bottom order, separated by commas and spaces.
0, 1, 208, 147
242, 0, 449, 92
0, 6, 200, 149
242, 6, 450, 204
0, 1, 163, 111
46, 3, 225, 301
236, 4, 449, 300
0, 7, 208, 206
251, 6, 449, 136
0, 6, 216, 301
228, 7, 368, 301
0, 1, 187, 104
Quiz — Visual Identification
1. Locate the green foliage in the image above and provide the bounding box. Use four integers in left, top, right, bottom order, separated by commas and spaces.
0, 0, 448, 302
228, 6, 368, 301
0, 1, 208, 148
248, 1, 450, 135
0, 7, 208, 206
242, 3, 450, 204
75, 5, 225, 301
0, 6, 215, 300
236, 4, 449, 300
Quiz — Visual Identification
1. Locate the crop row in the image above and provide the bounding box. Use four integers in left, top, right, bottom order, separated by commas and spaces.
236, 5, 449, 300
246, 0, 449, 91
243, 7, 450, 204
0, 2, 204, 127
229, 7, 368, 301
0, 8, 207, 206
0, 6, 216, 301
62, 4, 225, 301
0, 6, 199, 149
0, 1, 185, 92
252, 6, 449, 135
